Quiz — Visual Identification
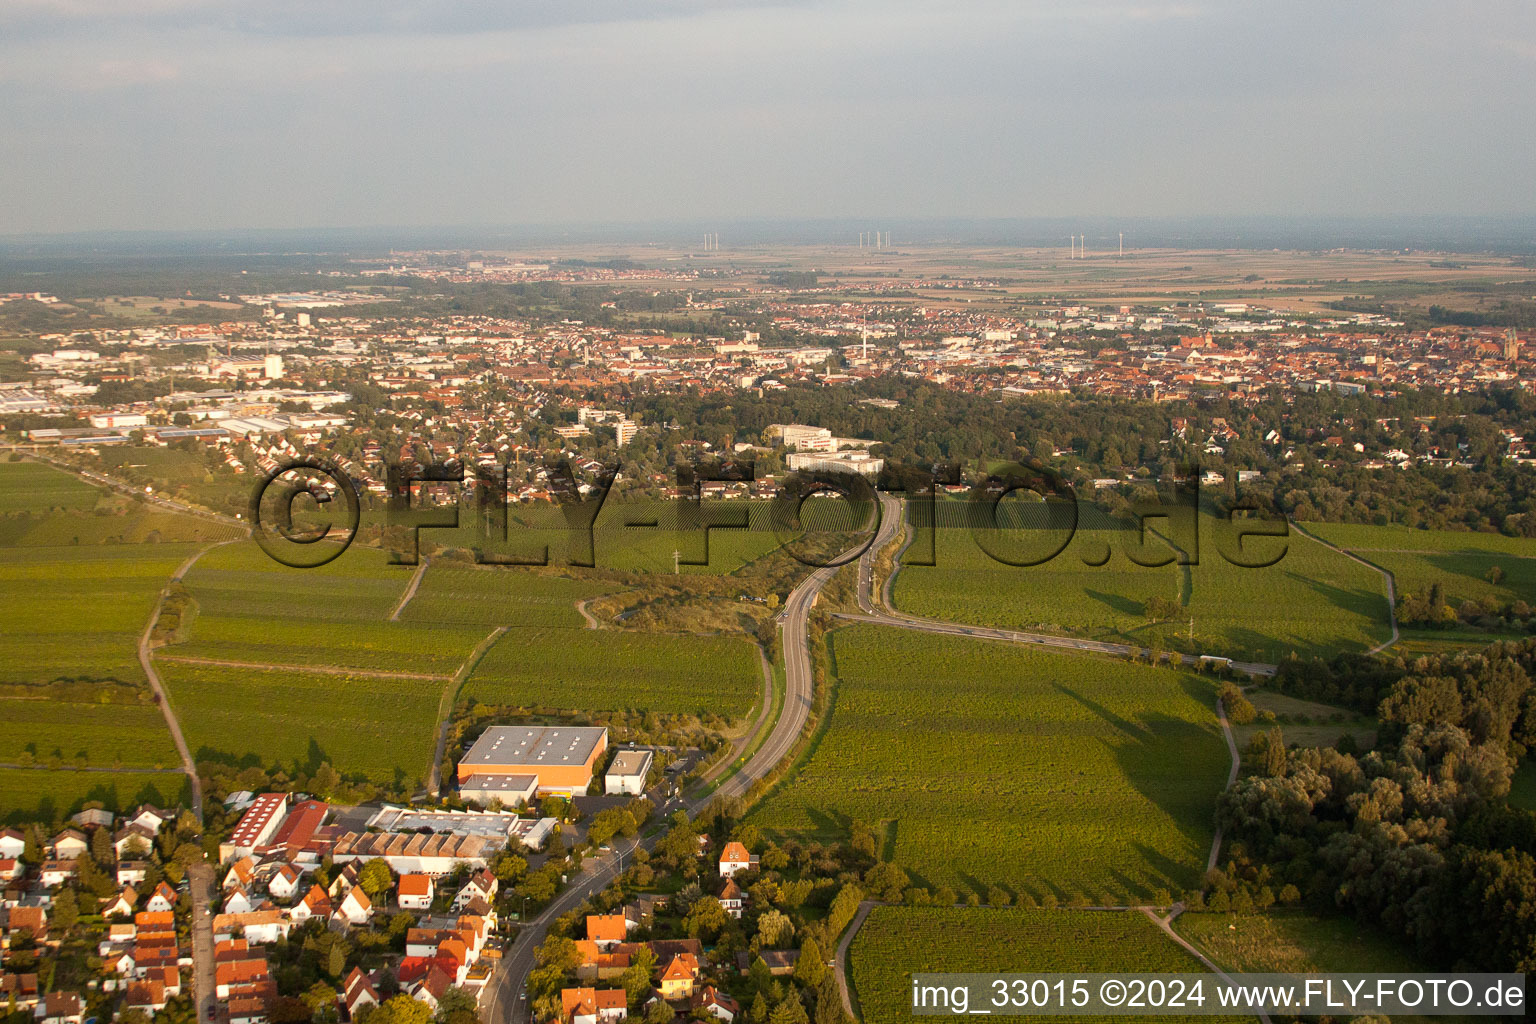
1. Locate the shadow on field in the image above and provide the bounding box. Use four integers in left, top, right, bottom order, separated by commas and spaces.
1085, 589, 1144, 617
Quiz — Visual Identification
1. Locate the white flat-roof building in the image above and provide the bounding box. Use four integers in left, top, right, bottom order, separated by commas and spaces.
603, 749, 653, 796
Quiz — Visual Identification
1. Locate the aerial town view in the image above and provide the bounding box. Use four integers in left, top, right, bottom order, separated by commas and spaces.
1, 2, 1534, 1024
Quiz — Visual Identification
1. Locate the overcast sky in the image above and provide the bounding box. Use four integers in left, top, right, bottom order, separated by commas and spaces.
2, 0, 1534, 234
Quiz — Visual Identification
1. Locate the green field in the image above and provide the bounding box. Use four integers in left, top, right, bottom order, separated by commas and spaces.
463, 627, 761, 719
0, 461, 102, 512
1510, 762, 1536, 812
0, 542, 200, 689
1302, 521, 1536, 608
891, 505, 1389, 663
848, 907, 1242, 1024
0, 699, 179, 769
0, 768, 189, 827
1176, 910, 1424, 974
1240, 690, 1376, 750
751, 625, 1228, 900
158, 662, 440, 786
171, 541, 488, 674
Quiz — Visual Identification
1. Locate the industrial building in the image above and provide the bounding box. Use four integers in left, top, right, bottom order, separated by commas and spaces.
456, 726, 608, 797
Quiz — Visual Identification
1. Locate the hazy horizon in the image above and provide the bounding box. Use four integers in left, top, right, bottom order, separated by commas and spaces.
3, 0, 1535, 235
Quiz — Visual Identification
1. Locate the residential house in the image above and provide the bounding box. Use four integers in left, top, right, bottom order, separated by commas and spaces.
4, 906, 47, 946
327, 863, 359, 899
102, 888, 136, 919
48, 831, 87, 861
658, 954, 698, 1000
0, 860, 21, 882
126, 806, 173, 835
267, 865, 302, 901
228, 997, 268, 1024
561, 987, 627, 1024
222, 857, 256, 893
35, 991, 84, 1024
68, 809, 113, 830
289, 885, 331, 924
37, 861, 77, 888
693, 987, 739, 1022
123, 979, 168, 1014
112, 824, 156, 861
212, 910, 290, 945
717, 842, 754, 878
144, 881, 178, 914
116, 862, 149, 887
716, 879, 744, 920
409, 965, 454, 1011
397, 874, 433, 911
0, 830, 25, 861
333, 887, 372, 926
223, 887, 256, 916
452, 868, 497, 911
343, 967, 379, 1018
0, 972, 39, 1012
585, 914, 630, 950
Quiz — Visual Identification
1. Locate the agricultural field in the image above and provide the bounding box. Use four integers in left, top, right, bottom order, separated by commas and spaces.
1301, 521, 1536, 608
0, 699, 179, 769
462, 627, 761, 720
1240, 690, 1376, 751
0, 460, 101, 512
401, 562, 611, 629
750, 625, 1229, 901
1176, 910, 1425, 974
158, 662, 440, 787
171, 541, 489, 674
0, 542, 201, 689
892, 503, 1389, 663
0, 768, 188, 827
848, 907, 1243, 1024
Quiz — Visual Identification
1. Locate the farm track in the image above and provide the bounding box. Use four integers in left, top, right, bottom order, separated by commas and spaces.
388, 556, 430, 620
153, 654, 450, 681
139, 538, 243, 825
425, 625, 509, 798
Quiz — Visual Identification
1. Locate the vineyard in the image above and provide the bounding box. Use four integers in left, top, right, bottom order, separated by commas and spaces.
0, 768, 189, 827
848, 906, 1244, 1024
401, 563, 611, 629
1303, 520, 1536, 608
462, 627, 761, 719
157, 662, 440, 786
0, 542, 201, 689
0, 700, 179, 770
892, 503, 1389, 662
172, 542, 488, 674
750, 625, 1228, 900
0, 461, 101, 513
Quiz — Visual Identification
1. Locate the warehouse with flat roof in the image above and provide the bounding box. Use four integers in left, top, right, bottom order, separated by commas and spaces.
457, 726, 608, 797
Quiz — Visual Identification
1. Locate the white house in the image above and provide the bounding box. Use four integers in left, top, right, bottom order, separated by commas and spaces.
397, 874, 434, 911
717, 842, 753, 878
333, 887, 373, 926
0, 829, 25, 860
222, 887, 255, 916
144, 882, 178, 914
268, 865, 302, 900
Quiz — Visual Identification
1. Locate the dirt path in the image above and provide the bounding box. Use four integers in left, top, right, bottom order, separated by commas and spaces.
138, 538, 243, 823
425, 625, 508, 797
389, 556, 430, 621
153, 654, 449, 681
